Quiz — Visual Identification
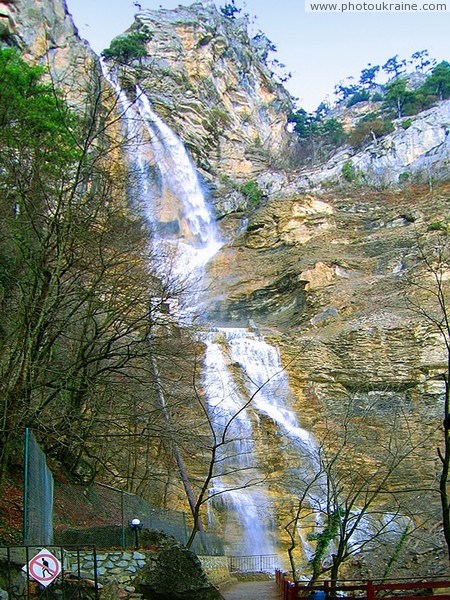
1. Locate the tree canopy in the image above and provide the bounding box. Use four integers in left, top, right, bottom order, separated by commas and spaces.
102, 31, 150, 63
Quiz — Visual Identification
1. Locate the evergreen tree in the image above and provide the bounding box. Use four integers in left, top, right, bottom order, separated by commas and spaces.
383, 78, 422, 118
102, 31, 149, 64
420, 61, 450, 100
382, 55, 406, 79
219, 0, 241, 18
410, 49, 435, 73
359, 64, 380, 88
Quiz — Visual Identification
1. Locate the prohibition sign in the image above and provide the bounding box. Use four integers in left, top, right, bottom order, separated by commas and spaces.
22, 548, 61, 587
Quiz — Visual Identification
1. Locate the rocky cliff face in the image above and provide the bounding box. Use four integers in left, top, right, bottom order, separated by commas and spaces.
296, 100, 450, 188
0, 0, 96, 86
206, 182, 450, 575
115, 2, 296, 182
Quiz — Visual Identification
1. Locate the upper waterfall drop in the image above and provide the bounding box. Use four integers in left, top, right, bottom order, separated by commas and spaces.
134, 86, 223, 276
100, 63, 222, 283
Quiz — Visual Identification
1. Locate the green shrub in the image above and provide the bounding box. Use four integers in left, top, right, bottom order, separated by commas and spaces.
349, 118, 394, 148
428, 221, 446, 231
346, 89, 370, 107
342, 160, 357, 182
398, 172, 410, 183
240, 180, 263, 206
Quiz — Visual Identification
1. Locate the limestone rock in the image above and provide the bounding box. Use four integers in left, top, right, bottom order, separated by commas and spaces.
134, 531, 224, 600
0, 0, 101, 115
297, 99, 450, 187
112, 2, 297, 181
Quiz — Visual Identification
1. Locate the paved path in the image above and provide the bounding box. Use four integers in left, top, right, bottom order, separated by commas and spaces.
221, 581, 281, 600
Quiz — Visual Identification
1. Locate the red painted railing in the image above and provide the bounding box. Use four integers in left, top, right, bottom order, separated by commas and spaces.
275, 570, 450, 600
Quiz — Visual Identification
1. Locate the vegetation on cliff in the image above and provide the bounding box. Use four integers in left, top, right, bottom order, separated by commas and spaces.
3, 0, 450, 583
288, 55, 450, 164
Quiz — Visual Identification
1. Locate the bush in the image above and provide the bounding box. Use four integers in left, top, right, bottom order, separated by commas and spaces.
342, 160, 357, 182
346, 89, 371, 107
428, 221, 447, 231
398, 172, 410, 183
240, 180, 263, 206
349, 118, 394, 148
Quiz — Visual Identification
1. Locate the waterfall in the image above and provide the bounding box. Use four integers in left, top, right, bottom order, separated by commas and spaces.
102, 64, 317, 562
202, 328, 325, 557
202, 330, 277, 555
101, 64, 221, 286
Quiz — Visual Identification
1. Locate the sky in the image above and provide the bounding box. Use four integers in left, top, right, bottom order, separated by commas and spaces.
65, 0, 449, 111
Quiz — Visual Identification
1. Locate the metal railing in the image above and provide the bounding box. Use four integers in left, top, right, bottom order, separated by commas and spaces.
228, 554, 278, 572
276, 570, 450, 600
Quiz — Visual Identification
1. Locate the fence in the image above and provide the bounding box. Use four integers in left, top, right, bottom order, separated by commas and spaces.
275, 570, 450, 600
0, 545, 99, 599
21, 431, 224, 555
54, 481, 186, 547
23, 429, 54, 545
228, 554, 278, 573
53, 482, 223, 555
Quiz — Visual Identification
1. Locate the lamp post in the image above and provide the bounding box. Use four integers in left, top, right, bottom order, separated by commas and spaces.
128, 518, 143, 549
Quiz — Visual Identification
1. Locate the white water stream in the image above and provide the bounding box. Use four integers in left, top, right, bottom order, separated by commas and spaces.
100, 62, 416, 572
102, 65, 324, 559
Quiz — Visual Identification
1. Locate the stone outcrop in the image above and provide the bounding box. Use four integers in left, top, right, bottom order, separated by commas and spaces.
134, 531, 224, 600
113, 2, 296, 180
204, 181, 450, 575
0, 0, 97, 87
296, 100, 450, 188
6, 0, 450, 579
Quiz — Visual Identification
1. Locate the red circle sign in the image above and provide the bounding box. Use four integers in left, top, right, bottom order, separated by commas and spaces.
27, 551, 61, 586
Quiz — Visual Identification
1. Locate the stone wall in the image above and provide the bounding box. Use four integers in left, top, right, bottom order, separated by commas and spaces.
197, 556, 233, 586
66, 550, 232, 596
68, 549, 147, 597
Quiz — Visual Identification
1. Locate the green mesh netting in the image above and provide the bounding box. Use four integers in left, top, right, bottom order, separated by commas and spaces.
23, 428, 54, 545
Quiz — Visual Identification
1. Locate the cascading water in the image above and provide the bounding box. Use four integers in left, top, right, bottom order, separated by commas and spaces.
101, 64, 221, 280
134, 88, 223, 277
201, 329, 277, 555
202, 328, 326, 557
102, 64, 321, 562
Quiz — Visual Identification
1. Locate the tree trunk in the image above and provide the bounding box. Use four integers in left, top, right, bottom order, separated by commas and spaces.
148, 346, 208, 552
439, 373, 450, 563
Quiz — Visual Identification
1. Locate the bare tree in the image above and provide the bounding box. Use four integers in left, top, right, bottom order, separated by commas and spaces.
0, 47, 180, 487
406, 229, 450, 563
283, 395, 423, 585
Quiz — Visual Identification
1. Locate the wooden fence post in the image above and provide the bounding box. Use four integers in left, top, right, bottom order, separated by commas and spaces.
367, 580, 374, 600
288, 582, 295, 600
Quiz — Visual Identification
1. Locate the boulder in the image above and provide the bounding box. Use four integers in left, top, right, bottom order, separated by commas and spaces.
134, 531, 224, 600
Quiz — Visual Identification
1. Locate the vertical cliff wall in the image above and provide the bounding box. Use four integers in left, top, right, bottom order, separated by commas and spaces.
112, 2, 296, 181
